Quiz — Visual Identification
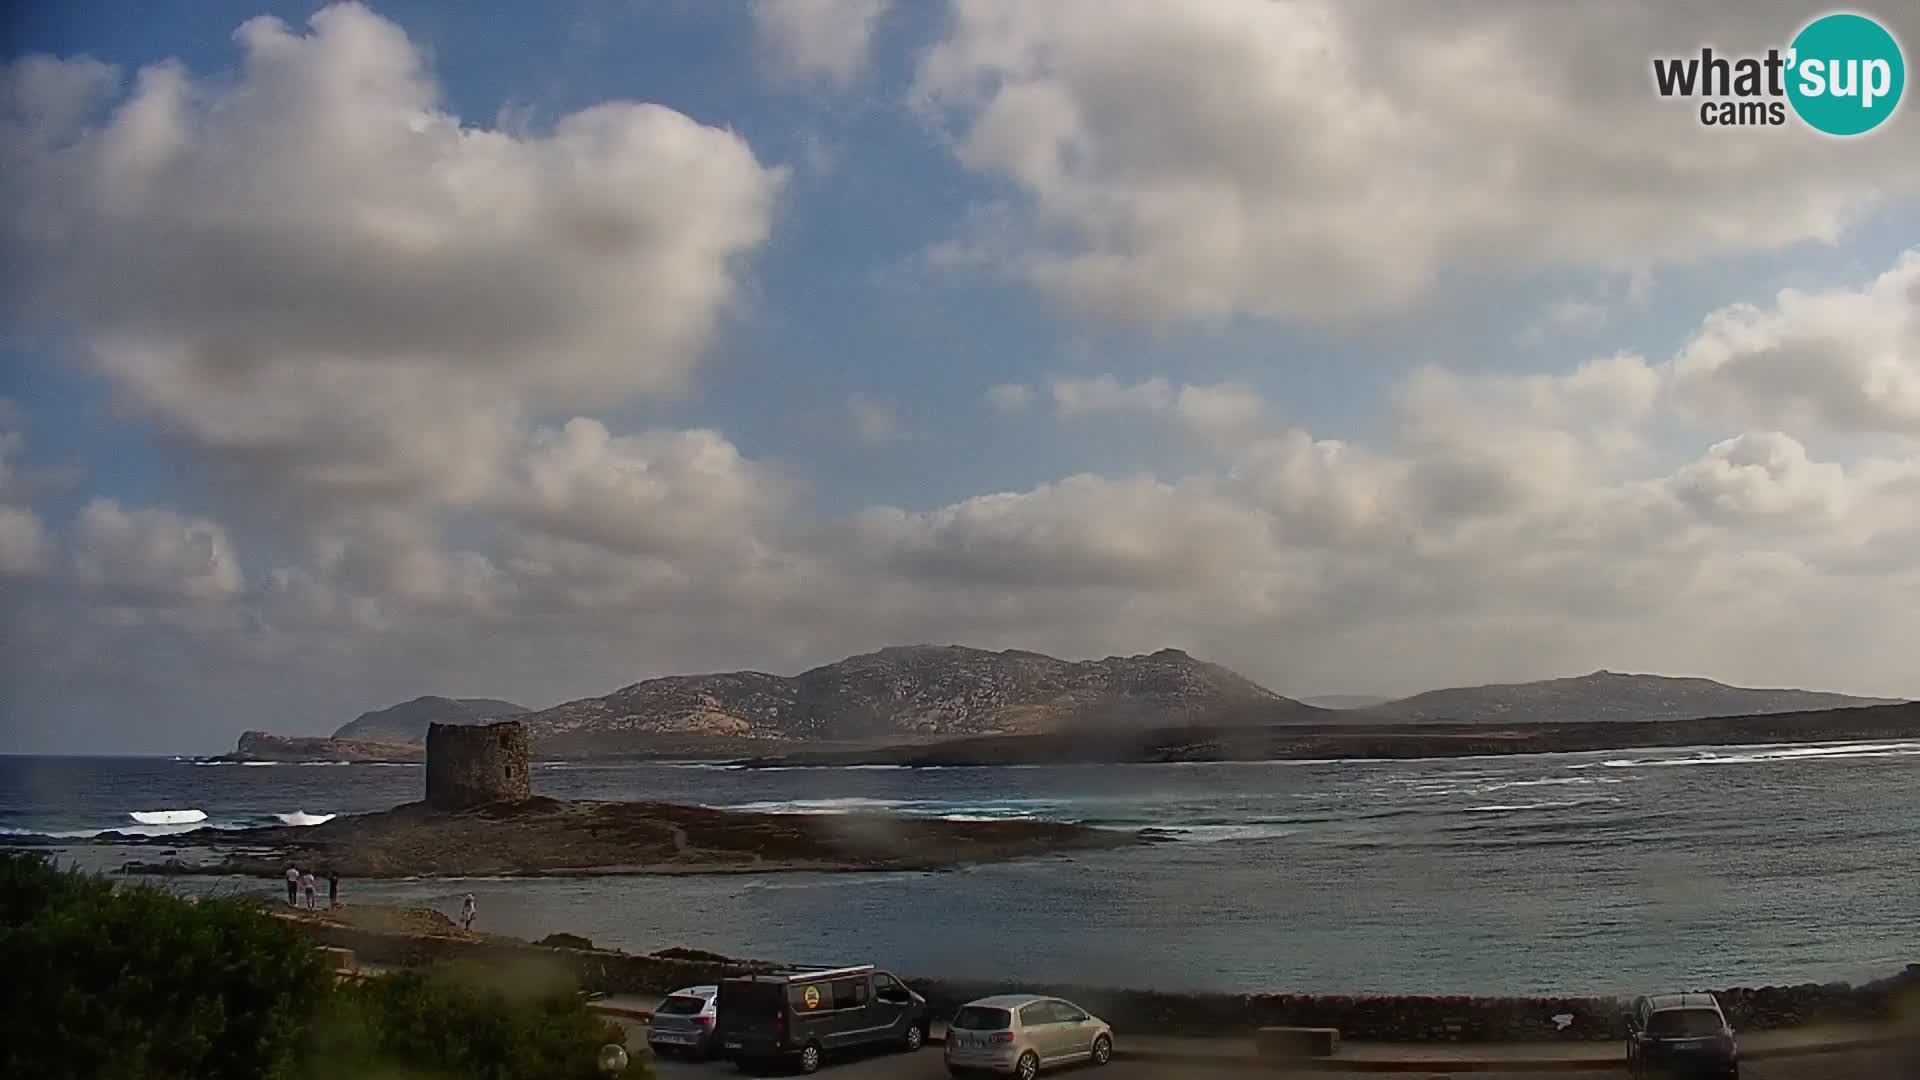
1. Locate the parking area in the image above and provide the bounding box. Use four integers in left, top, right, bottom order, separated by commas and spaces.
612, 1017, 1912, 1080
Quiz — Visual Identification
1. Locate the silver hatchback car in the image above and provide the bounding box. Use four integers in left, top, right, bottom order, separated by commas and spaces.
647, 984, 719, 1059
943, 995, 1113, 1078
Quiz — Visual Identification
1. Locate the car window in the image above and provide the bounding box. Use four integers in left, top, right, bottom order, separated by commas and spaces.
832, 977, 866, 1010
1018, 1002, 1051, 1027
657, 995, 707, 1016
720, 980, 784, 1020
1052, 1001, 1088, 1023
1647, 1008, 1724, 1037
952, 1006, 1012, 1031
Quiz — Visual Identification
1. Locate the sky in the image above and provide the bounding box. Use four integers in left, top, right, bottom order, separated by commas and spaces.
3, 1, 1919, 754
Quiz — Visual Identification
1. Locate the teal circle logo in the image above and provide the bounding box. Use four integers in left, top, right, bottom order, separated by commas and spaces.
1786, 12, 1905, 136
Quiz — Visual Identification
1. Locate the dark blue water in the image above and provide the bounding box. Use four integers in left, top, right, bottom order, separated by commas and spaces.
4, 742, 1917, 995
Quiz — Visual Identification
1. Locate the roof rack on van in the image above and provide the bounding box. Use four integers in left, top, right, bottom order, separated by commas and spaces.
760, 964, 875, 982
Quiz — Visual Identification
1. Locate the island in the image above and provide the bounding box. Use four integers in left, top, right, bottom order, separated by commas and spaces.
130, 720, 1147, 878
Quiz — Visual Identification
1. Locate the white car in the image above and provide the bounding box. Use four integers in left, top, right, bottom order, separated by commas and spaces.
943, 995, 1113, 1079
647, 984, 719, 1059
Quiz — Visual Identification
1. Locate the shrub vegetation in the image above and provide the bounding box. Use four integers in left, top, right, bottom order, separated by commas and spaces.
0, 853, 637, 1080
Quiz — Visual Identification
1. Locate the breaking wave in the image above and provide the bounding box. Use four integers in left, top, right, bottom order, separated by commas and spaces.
129, 809, 207, 826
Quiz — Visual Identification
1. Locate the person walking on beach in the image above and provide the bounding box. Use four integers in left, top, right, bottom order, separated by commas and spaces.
286, 866, 300, 907
327, 870, 340, 910
461, 893, 477, 933
301, 870, 318, 912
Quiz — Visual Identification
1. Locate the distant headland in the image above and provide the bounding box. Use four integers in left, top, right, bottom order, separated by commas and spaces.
203, 645, 1909, 764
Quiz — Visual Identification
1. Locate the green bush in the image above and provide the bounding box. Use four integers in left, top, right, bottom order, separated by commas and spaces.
0, 852, 332, 1080
0, 853, 640, 1080
313, 964, 635, 1080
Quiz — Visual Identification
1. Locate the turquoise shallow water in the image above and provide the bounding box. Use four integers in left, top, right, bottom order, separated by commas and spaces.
5, 740, 1917, 994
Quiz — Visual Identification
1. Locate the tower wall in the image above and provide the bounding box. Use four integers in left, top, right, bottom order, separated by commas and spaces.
424, 720, 531, 810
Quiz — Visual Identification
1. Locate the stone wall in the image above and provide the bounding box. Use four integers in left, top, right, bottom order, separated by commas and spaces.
424, 720, 531, 810
899, 972, 1920, 1042
295, 918, 1920, 1044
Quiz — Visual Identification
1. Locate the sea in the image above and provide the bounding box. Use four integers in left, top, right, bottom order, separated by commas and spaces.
3, 740, 1917, 997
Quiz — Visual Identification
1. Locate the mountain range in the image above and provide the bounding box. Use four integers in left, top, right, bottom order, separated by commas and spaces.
520, 645, 1298, 755
331, 696, 529, 743
216, 646, 1909, 759
1364, 670, 1902, 723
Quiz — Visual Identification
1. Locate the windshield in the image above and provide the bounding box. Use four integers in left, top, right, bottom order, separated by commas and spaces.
951, 1007, 1013, 1031
657, 995, 707, 1016
1648, 1009, 1725, 1037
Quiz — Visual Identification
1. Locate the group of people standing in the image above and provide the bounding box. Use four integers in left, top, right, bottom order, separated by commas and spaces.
279, 865, 477, 934
285, 866, 339, 910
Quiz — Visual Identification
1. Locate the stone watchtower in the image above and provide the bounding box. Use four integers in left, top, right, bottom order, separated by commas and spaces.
425, 720, 531, 810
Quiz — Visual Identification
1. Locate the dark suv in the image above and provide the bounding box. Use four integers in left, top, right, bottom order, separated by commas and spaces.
1625, 992, 1740, 1078
715, 964, 929, 1074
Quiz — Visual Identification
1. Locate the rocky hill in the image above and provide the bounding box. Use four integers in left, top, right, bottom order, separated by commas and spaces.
1364, 671, 1904, 723
331, 696, 529, 743
207, 731, 424, 763
520, 645, 1306, 751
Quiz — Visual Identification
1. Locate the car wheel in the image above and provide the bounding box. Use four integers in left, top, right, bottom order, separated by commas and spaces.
1090, 1034, 1112, 1065
903, 1022, 926, 1051
1015, 1050, 1040, 1080
798, 1042, 823, 1074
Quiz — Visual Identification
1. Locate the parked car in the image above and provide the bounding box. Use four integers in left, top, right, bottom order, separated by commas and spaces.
715, 963, 929, 1074
1625, 992, 1740, 1078
648, 984, 719, 1059
943, 995, 1114, 1078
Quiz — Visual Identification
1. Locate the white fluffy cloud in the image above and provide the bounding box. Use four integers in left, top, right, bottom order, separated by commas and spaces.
752, 0, 892, 87
3, 3, 785, 512
68, 499, 245, 603
1673, 251, 1920, 435
913, 0, 1920, 323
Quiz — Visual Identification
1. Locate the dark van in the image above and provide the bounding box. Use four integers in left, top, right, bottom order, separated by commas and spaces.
715, 964, 929, 1074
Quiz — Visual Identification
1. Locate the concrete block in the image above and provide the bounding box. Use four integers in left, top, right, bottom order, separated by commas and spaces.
1254, 1025, 1340, 1058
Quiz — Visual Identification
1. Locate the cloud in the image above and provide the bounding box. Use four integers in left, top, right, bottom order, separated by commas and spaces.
1049, 374, 1172, 417
2, 3, 786, 515
1667, 432, 1850, 525
912, 0, 1920, 324
508, 418, 785, 558
752, 0, 892, 87
847, 394, 905, 444
1516, 296, 1609, 346
1049, 374, 1266, 445
986, 383, 1032, 413
1672, 250, 1920, 435
68, 498, 245, 603
0, 506, 48, 576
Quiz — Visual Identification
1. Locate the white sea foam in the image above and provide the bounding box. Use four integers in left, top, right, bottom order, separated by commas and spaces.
274, 811, 336, 826
130, 809, 207, 826
1586, 740, 1920, 770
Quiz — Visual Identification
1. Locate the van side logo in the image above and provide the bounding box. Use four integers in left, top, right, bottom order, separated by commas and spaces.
1651, 11, 1905, 135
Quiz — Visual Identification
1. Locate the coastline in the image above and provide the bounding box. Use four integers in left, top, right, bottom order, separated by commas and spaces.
728, 702, 1920, 767
107, 795, 1150, 879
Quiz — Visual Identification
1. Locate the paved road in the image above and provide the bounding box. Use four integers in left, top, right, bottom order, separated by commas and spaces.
640, 1044, 1913, 1079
